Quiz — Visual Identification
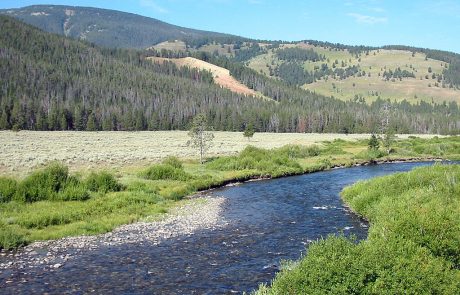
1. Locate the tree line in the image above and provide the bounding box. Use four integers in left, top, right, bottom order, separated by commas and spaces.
1, 16, 460, 135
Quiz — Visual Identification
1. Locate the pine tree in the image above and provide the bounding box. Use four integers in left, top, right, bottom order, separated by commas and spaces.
368, 134, 380, 151
60, 113, 67, 131
243, 123, 255, 141
0, 111, 9, 130
383, 130, 395, 154
74, 107, 84, 131
86, 113, 97, 131
102, 115, 113, 131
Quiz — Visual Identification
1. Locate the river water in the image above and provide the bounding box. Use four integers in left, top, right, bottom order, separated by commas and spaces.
0, 162, 437, 294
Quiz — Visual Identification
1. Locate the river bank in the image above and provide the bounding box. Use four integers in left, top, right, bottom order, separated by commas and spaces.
0, 196, 227, 275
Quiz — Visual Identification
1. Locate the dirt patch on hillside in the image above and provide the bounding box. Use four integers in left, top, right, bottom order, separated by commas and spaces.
148, 57, 265, 98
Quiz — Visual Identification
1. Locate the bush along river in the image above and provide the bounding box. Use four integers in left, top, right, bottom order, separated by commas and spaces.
0, 161, 439, 294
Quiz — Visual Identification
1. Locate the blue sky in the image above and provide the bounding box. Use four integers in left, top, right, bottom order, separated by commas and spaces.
1, 0, 459, 53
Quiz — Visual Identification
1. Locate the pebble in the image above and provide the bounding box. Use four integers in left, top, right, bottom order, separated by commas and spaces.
0, 196, 228, 274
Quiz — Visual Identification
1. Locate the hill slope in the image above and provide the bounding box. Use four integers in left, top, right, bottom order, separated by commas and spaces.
0, 5, 245, 48
3, 5, 460, 107
247, 42, 460, 104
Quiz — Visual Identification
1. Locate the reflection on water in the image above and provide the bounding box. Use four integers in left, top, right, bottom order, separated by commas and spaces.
0, 162, 436, 294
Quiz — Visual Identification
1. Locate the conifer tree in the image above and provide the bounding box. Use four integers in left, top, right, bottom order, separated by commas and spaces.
86, 113, 97, 131
243, 123, 255, 141
368, 134, 380, 151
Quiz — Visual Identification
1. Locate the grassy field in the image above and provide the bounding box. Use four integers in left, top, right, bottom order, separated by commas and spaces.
304, 49, 459, 104
258, 163, 460, 294
0, 132, 458, 250
248, 43, 460, 104
0, 131, 386, 176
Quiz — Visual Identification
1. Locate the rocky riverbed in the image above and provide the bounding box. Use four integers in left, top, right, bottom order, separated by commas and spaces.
0, 196, 228, 277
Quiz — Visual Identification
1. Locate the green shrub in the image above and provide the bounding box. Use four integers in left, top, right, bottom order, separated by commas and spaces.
354, 149, 385, 161
86, 171, 122, 193
321, 140, 347, 155
141, 164, 190, 181
1, 164, 121, 203
161, 156, 183, 169
15, 162, 69, 202
207, 146, 302, 176
259, 235, 459, 295
0, 177, 17, 202
319, 158, 332, 169
59, 182, 91, 201
277, 145, 321, 158
404, 136, 460, 157
0, 223, 27, 250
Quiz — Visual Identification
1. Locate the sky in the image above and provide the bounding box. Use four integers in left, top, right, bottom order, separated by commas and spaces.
1, 0, 459, 53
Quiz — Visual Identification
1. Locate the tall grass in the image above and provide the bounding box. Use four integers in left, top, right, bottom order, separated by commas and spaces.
0, 177, 17, 203
207, 146, 303, 177
86, 171, 123, 193
0, 163, 124, 249
396, 136, 460, 157
0, 162, 122, 203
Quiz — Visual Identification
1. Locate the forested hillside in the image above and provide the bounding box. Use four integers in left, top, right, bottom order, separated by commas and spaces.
1, 16, 460, 134
3, 4, 460, 103
0, 5, 246, 49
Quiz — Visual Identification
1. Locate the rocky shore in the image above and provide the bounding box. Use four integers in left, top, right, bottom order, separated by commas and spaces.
0, 196, 227, 276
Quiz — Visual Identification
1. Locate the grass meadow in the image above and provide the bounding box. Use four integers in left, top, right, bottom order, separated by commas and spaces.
0, 131, 438, 177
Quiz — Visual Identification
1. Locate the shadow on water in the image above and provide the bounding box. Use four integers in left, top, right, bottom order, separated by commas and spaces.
0, 162, 439, 294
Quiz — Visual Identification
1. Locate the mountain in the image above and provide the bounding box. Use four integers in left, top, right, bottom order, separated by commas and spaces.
0, 5, 247, 49
1, 15, 459, 134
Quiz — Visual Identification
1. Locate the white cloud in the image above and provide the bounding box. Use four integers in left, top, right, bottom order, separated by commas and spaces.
139, 0, 168, 13
347, 12, 388, 24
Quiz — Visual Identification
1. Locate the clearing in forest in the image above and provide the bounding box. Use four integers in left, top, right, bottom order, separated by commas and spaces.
148, 56, 268, 99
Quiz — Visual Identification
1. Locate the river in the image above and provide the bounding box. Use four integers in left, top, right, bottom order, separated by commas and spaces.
0, 162, 438, 294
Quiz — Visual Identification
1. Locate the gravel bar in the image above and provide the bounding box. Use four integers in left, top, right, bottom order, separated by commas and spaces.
0, 196, 228, 273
